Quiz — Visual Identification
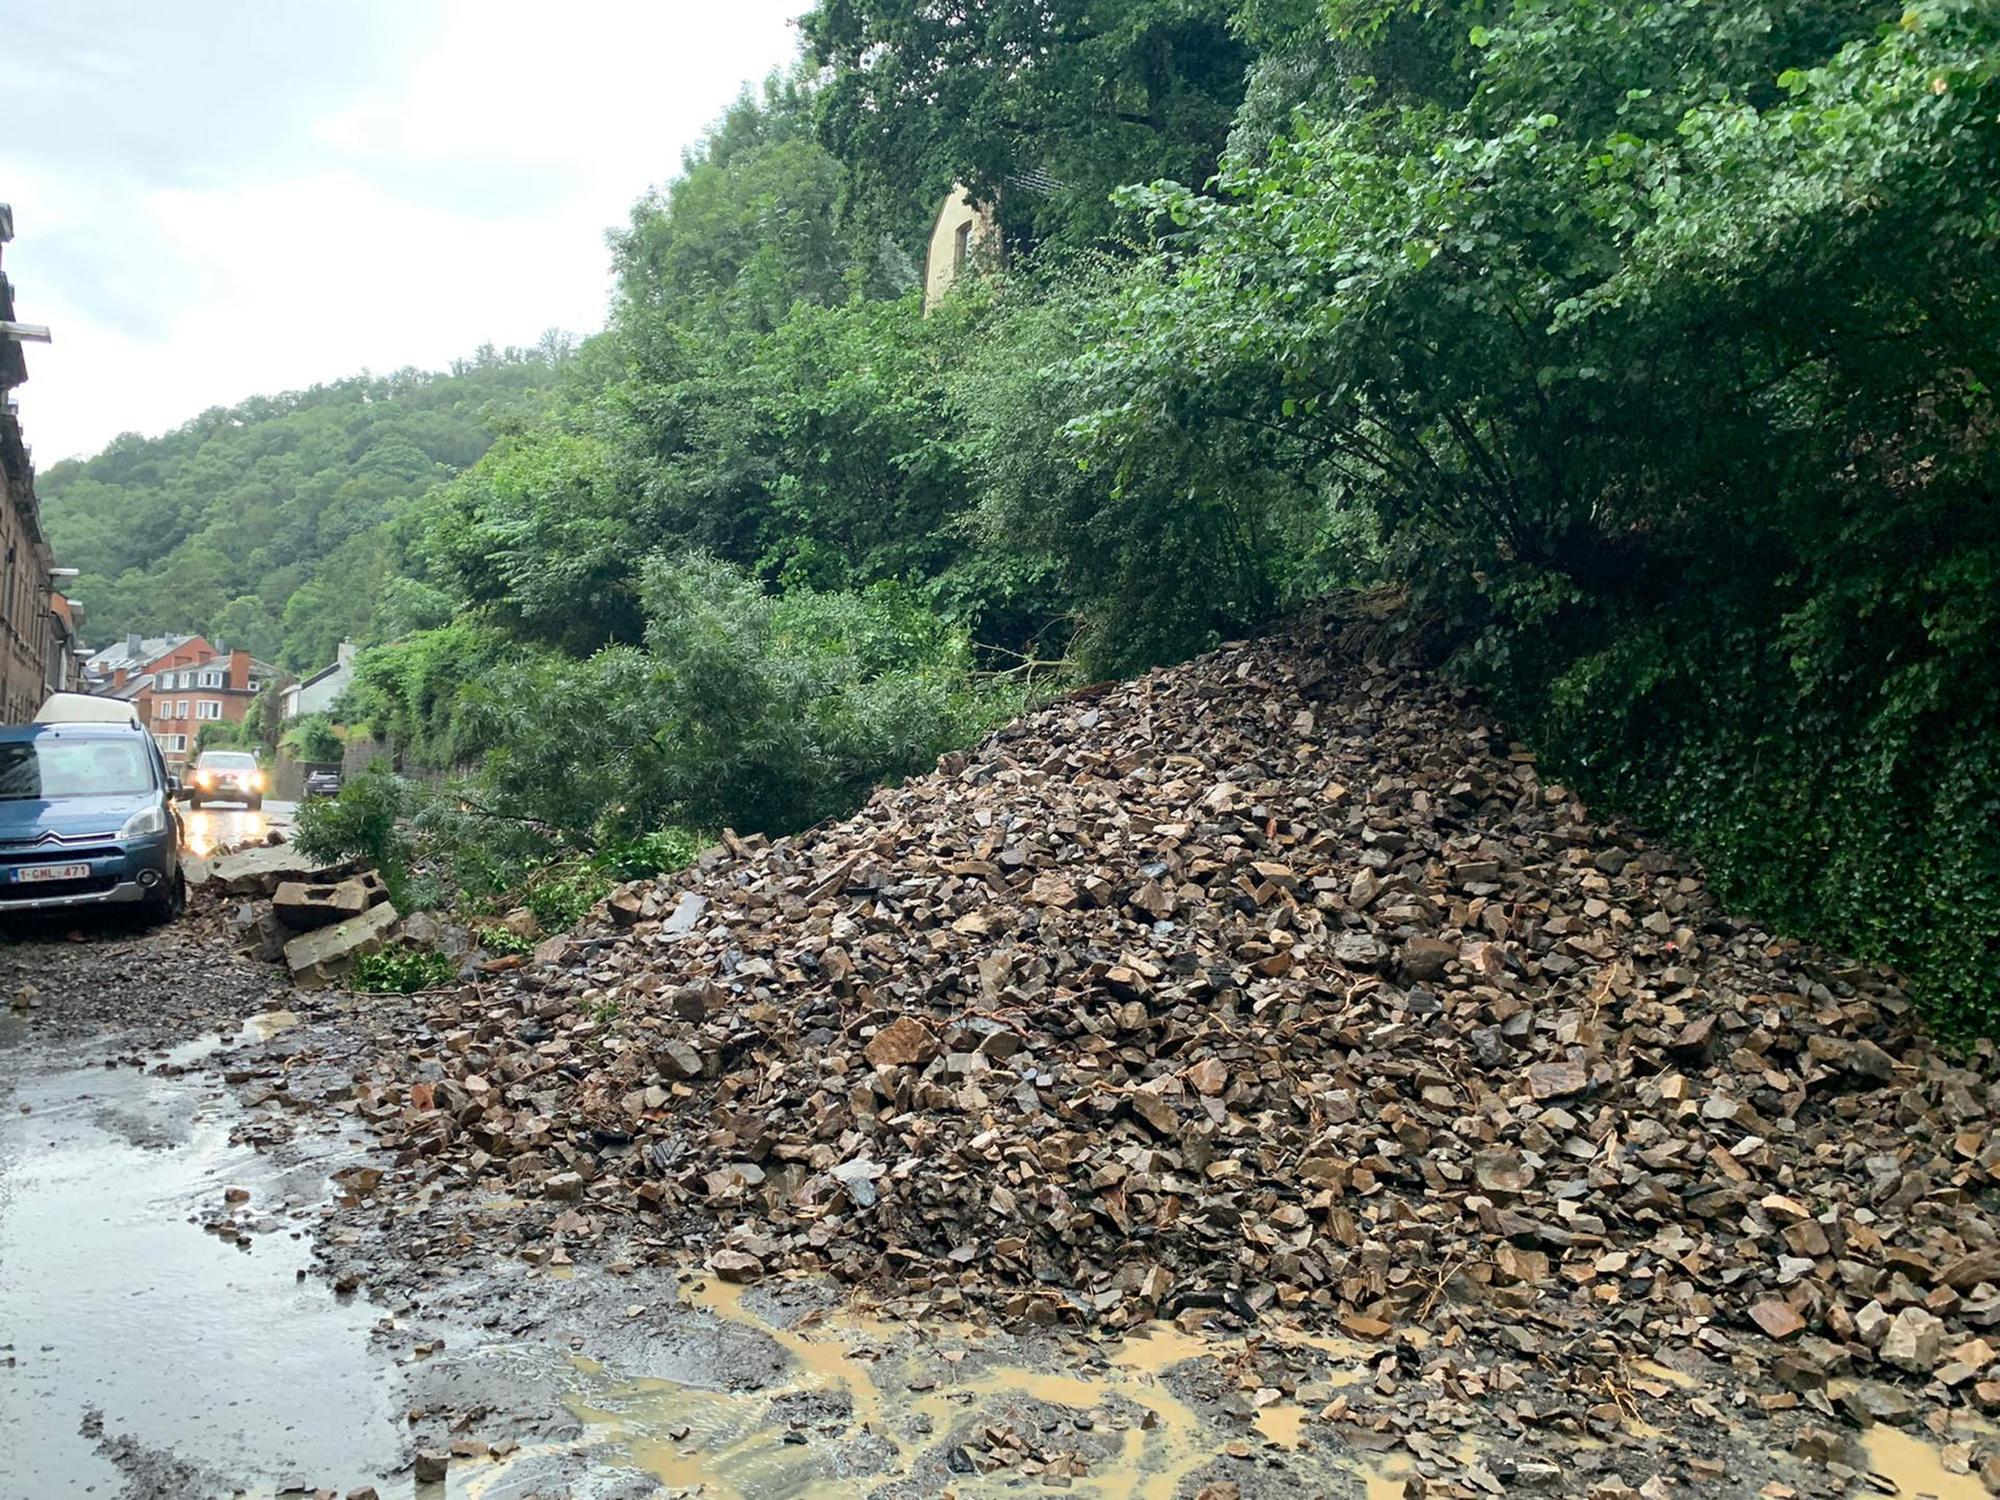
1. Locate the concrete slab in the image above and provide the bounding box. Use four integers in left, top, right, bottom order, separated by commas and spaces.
272, 873, 389, 933
198, 844, 352, 899
284, 901, 400, 988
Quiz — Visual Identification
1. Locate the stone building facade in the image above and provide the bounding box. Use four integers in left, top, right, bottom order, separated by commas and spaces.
0, 204, 59, 724
922, 184, 1000, 312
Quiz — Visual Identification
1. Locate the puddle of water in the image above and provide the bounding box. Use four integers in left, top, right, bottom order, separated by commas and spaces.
0, 1057, 406, 1497
157, 1010, 303, 1073
1859, 1425, 1987, 1499
1363, 1452, 1417, 1498
1112, 1315, 1371, 1455
180, 806, 274, 861
161, 1031, 228, 1068
1254, 1401, 1307, 1446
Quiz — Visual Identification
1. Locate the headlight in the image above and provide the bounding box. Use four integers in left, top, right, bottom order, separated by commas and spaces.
120, 805, 168, 839
251, 771, 264, 789
195, 772, 213, 787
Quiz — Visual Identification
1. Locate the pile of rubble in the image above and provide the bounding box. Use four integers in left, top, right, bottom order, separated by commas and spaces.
197, 844, 398, 985
347, 612, 2000, 1428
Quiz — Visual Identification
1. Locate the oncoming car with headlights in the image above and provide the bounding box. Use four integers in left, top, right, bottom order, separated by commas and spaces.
0, 723, 185, 923
187, 749, 265, 810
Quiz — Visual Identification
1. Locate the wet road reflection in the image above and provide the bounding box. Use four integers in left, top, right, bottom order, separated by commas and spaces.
180, 801, 295, 859
0, 1051, 403, 1496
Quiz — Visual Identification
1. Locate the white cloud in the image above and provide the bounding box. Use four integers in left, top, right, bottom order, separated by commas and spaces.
3, 0, 806, 465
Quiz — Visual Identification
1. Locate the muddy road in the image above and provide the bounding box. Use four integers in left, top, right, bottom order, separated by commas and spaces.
0, 917, 1381, 1499
0, 880, 1991, 1499
0, 900, 1388, 1500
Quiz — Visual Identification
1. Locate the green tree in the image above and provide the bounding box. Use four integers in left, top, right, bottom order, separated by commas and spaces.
805, 0, 1252, 247
1066, 0, 2000, 1020
282, 713, 344, 764
612, 76, 886, 343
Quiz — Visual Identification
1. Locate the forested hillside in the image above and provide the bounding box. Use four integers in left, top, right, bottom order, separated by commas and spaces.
38, 347, 570, 669
146, 1, 2000, 1025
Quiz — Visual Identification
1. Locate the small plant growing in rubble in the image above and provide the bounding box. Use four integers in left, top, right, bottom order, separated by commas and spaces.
475, 925, 536, 957
522, 863, 612, 933
350, 944, 457, 995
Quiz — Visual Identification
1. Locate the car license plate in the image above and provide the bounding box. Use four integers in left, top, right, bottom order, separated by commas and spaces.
15, 863, 90, 883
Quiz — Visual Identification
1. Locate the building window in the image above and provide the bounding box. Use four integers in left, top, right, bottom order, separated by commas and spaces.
954, 220, 973, 274
177, 700, 189, 719
199, 670, 222, 688
196, 700, 221, 720
156, 733, 185, 753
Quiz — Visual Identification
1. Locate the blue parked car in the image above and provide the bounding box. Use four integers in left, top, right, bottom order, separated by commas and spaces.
0, 722, 185, 923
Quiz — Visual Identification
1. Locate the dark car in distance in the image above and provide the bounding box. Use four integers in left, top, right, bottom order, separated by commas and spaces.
304, 768, 342, 799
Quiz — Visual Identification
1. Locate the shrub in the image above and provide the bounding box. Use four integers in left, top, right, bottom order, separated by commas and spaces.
293, 764, 413, 896
599, 828, 707, 881
282, 714, 343, 765
471, 554, 1016, 844
475, 925, 537, 957
521, 865, 612, 934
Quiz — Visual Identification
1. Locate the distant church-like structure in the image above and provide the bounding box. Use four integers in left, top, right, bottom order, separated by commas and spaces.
922, 183, 999, 312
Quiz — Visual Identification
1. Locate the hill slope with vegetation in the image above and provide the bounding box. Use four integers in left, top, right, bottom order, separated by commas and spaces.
38, 347, 570, 671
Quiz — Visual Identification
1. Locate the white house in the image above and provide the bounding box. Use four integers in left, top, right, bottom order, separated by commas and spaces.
282, 640, 357, 720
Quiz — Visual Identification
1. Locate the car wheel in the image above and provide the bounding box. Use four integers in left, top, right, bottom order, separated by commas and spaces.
248, 795, 264, 811
187, 792, 202, 808
143, 868, 186, 927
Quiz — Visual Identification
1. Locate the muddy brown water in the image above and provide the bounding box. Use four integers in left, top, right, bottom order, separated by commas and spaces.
469, 1286, 1390, 1499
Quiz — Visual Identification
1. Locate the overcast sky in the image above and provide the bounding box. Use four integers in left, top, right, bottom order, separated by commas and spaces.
0, 1, 805, 463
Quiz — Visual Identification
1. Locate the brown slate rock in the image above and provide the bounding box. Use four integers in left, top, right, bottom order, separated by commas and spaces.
709, 1249, 765, 1284
1526, 1060, 1589, 1101
864, 1016, 940, 1069
1752, 1301, 1808, 1340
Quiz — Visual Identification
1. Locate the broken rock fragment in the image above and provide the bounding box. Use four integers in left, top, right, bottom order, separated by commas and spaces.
1881, 1307, 1946, 1374
863, 1016, 940, 1070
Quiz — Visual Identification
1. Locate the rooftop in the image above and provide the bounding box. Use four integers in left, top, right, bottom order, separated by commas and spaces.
85, 634, 196, 674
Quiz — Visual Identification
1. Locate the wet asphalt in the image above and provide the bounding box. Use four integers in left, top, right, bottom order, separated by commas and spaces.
180, 797, 296, 861
0, 1034, 404, 1497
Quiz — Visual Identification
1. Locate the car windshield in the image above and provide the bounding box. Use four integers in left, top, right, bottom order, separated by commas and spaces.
0, 739, 154, 800
198, 753, 257, 770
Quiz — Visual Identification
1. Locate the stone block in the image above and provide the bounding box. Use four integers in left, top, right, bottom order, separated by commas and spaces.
285, 901, 401, 987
